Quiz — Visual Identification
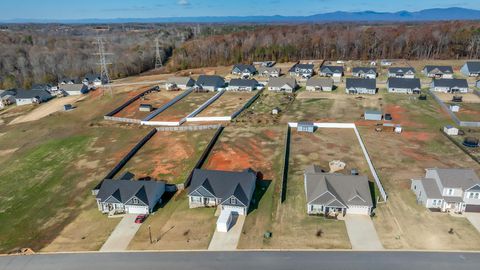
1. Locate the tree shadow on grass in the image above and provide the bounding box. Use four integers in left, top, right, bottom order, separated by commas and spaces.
248, 171, 272, 214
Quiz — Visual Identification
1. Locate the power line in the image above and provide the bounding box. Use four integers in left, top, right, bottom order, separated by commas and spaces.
94, 36, 113, 95
154, 37, 163, 69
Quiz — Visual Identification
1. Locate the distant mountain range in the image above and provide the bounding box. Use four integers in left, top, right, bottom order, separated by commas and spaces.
2, 7, 480, 24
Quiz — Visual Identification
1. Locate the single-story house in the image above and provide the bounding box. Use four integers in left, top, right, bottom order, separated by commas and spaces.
166, 77, 196, 90
352, 67, 377, 79
387, 78, 421, 94
443, 125, 459, 135
411, 168, 480, 213
14, 89, 53, 106
431, 78, 469, 93
297, 122, 315, 133
94, 172, 166, 215
188, 168, 257, 216
83, 74, 105, 86
268, 77, 298, 93
59, 84, 90, 96
195, 75, 225, 91
139, 104, 153, 112
381, 59, 393, 66
306, 78, 334, 91
231, 64, 257, 78
258, 66, 281, 77
364, 110, 383, 121
32, 83, 57, 92
288, 63, 314, 79
227, 79, 258, 91
461, 61, 480, 77
319, 66, 344, 79
388, 67, 416, 78
304, 165, 373, 216
59, 78, 78, 85
346, 78, 376, 95
423, 66, 454, 79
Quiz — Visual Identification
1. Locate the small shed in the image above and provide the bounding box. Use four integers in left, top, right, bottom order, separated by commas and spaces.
139, 104, 153, 112
364, 110, 383, 121
63, 104, 74, 111
443, 125, 459, 136
450, 105, 460, 112
272, 107, 280, 115
216, 210, 233, 232
394, 125, 403, 134
297, 122, 315, 133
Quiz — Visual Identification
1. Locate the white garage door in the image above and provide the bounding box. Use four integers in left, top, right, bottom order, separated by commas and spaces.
222, 205, 246, 215
126, 205, 149, 214
346, 205, 370, 215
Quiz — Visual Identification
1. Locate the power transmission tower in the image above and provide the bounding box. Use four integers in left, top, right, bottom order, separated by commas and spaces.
94, 36, 113, 95
154, 37, 163, 69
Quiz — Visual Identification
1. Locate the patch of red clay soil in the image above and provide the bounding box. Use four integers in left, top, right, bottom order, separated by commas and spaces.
401, 131, 432, 142
384, 104, 421, 127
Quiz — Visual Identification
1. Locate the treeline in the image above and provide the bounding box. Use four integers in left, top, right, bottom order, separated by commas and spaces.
0, 24, 193, 89
169, 22, 480, 70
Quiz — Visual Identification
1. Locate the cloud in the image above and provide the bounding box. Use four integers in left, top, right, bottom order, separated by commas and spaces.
178, 0, 190, 6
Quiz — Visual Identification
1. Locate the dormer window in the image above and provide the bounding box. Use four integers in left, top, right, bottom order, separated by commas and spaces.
132, 198, 139, 204
230, 198, 236, 204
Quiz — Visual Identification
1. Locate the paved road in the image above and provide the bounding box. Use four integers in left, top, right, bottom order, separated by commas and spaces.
100, 214, 141, 252
208, 215, 245, 251
345, 214, 383, 250
1, 251, 480, 270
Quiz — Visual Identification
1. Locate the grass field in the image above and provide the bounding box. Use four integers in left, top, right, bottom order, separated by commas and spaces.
151, 92, 216, 122
117, 130, 216, 184
235, 91, 295, 126
197, 91, 255, 117
113, 90, 180, 120
445, 102, 480, 122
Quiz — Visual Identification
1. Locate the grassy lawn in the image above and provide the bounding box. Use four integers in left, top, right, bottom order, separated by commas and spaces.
235, 91, 295, 126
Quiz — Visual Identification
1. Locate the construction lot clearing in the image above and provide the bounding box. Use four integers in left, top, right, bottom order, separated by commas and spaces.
150, 92, 216, 122
112, 89, 180, 120
196, 91, 256, 118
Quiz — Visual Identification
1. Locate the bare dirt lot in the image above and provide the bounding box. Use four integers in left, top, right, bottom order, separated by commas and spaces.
436, 92, 480, 103
113, 89, 180, 120
9, 95, 85, 125
197, 91, 255, 117
202, 126, 285, 249
117, 130, 216, 184
151, 92, 216, 122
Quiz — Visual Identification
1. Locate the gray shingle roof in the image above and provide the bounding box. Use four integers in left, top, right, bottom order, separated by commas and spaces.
320, 66, 344, 74
167, 77, 195, 86
196, 75, 225, 88
268, 77, 297, 88
188, 168, 257, 207
465, 61, 480, 73
388, 67, 415, 74
418, 178, 443, 199
387, 78, 421, 89
346, 78, 376, 89
306, 78, 333, 88
428, 168, 480, 189
305, 169, 373, 208
289, 64, 314, 73
424, 65, 453, 74
59, 84, 89, 93
228, 79, 258, 88
232, 64, 257, 74
352, 67, 377, 74
432, 78, 468, 88
258, 66, 281, 74
96, 178, 165, 207
15, 89, 52, 100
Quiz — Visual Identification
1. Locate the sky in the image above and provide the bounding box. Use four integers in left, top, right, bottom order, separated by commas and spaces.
0, 0, 478, 20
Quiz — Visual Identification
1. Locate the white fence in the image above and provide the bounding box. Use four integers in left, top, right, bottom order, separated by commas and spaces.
186, 116, 232, 122
288, 122, 388, 202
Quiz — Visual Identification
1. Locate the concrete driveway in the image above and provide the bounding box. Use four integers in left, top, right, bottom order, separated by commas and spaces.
208, 214, 245, 251
465, 213, 480, 233
345, 214, 383, 250
100, 214, 142, 252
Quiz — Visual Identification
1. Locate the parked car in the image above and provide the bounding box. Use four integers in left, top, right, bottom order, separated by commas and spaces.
384, 114, 393, 121
135, 214, 148, 224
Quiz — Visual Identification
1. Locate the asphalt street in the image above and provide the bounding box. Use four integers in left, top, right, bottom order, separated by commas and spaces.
1, 251, 480, 270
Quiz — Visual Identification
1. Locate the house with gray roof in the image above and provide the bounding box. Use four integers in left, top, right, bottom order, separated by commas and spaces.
268, 77, 298, 93
388, 67, 416, 79
258, 66, 281, 78
83, 73, 105, 86
94, 172, 166, 215
59, 77, 79, 85
346, 78, 376, 95
231, 64, 257, 78
423, 65, 454, 78
431, 78, 469, 93
59, 84, 90, 96
352, 67, 377, 79
411, 168, 480, 213
304, 165, 373, 217
319, 66, 344, 78
289, 63, 314, 79
387, 78, 421, 94
461, 61, 480, 77
227, 79, 258, 91
166, 77, 196, 90
14, 89, 53, 106
188, 168, 257, 215
195, 75, 225, 91
306, 78, 334, 91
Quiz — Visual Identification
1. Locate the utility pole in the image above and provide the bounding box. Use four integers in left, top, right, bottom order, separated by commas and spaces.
94, 36, 113, 95
154, 37, 163, 69
148, 225, 153, 244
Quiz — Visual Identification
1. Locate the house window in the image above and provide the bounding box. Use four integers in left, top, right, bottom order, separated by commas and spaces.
433, 199, 436, 205
230, 198, 236, 204
447, 189, 454, 196
191, 196, 201, 203
475, 193, 480, 199
470, 193, 475, 199
132, 198, 139, 204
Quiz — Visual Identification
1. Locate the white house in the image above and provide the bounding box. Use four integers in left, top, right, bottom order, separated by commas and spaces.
166, 77, 196, 90
388, 67, 416, 78
288, 63, 314, 79
461, 61, 480, 77
304, 165, 373, 217
346, 78, 376, 95
352, 67, 377, 79
306, 77, 334, 91
411, 168, 480, 213
231, 64, 257, 78
14, 89, 53, 106
268, 77, 298, 93
59, 84, 90, 96
227, 79, 258, 91
423, 66, 454, 79
387, 78, 421, 94
431, 79, 469, 93
443, 125, 459, 135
